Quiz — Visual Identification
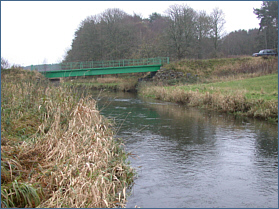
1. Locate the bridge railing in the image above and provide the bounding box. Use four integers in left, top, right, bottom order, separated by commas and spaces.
30, 57, 169, 72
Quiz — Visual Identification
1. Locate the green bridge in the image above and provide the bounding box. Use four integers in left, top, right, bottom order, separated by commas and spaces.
30, 57, 169, 78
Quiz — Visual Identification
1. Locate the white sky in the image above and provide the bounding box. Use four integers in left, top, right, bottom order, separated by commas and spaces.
1, 1, 263, 66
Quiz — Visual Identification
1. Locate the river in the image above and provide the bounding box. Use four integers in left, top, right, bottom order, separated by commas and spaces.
92, 90, 278, 208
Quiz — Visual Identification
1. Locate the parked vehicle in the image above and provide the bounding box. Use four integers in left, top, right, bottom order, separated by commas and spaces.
252, 49, 278, 57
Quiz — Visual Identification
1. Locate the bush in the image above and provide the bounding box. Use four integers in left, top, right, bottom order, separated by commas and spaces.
1, 57, 10, 69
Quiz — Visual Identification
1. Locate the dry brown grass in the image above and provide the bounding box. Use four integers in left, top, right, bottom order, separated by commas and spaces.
32, 98, 132, 208
139, 85, 278, 121
1, 68, 134, 208
96, 77, 123, 84
66, 76, 139, 92
96, 76, 138, 92
165, 56, 278, 83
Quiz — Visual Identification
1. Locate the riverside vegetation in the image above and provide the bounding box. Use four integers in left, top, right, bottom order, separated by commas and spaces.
63, 75, 139, 92
63, 56, 277, 122
139, 56, 278, 122
2, 56, 276, 207
1, 68, 135, 208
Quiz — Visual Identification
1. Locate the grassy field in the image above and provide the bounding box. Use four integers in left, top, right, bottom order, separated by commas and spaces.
177, 74, 278, 101
139, 57, 278, 122
1, 68, 135, 208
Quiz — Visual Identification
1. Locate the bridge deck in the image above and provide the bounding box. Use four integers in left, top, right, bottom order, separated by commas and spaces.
30, 57, 169, 78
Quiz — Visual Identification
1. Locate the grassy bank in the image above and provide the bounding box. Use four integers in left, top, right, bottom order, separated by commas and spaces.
1, 68, 134, 208
63, 75, 139, 92
139, 57, 278, 122
177, 73, 278, 101
164, 56, 278, 84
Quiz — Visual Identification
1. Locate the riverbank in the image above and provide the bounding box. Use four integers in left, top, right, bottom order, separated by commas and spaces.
63, 75, 140, 92
161, 56, 278, 84
139, 56, 278, 122
61, 56, 278, 122
1, 68, 134, 208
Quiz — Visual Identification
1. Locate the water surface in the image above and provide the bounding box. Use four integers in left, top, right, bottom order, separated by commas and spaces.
94, 91, 278, 208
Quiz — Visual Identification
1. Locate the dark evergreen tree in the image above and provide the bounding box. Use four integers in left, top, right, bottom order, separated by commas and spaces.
254, 1, 278, 49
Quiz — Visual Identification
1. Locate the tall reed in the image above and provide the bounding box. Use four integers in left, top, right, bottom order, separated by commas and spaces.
1, 68, 134, 208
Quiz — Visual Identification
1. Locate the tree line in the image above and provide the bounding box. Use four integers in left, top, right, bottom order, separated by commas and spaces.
64, 1, 278, 62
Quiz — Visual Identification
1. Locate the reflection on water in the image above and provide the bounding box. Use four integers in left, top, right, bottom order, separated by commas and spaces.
93, 91, 278, 208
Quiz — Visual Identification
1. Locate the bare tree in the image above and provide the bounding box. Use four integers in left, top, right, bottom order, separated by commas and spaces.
166, 4, 197, 59
210, 7, 226, 57
196, 10, 212, 59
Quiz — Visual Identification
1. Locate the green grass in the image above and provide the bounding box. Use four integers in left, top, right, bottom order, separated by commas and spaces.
177, 73, 278, 101
1, 180, 41, 208
140, 73, 278, 121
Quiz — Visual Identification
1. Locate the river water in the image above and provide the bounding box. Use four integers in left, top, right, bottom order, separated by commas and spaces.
92, 90, 278, 208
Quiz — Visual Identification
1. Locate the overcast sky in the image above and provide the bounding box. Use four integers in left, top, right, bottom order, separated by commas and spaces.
1, 1, 263, 66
